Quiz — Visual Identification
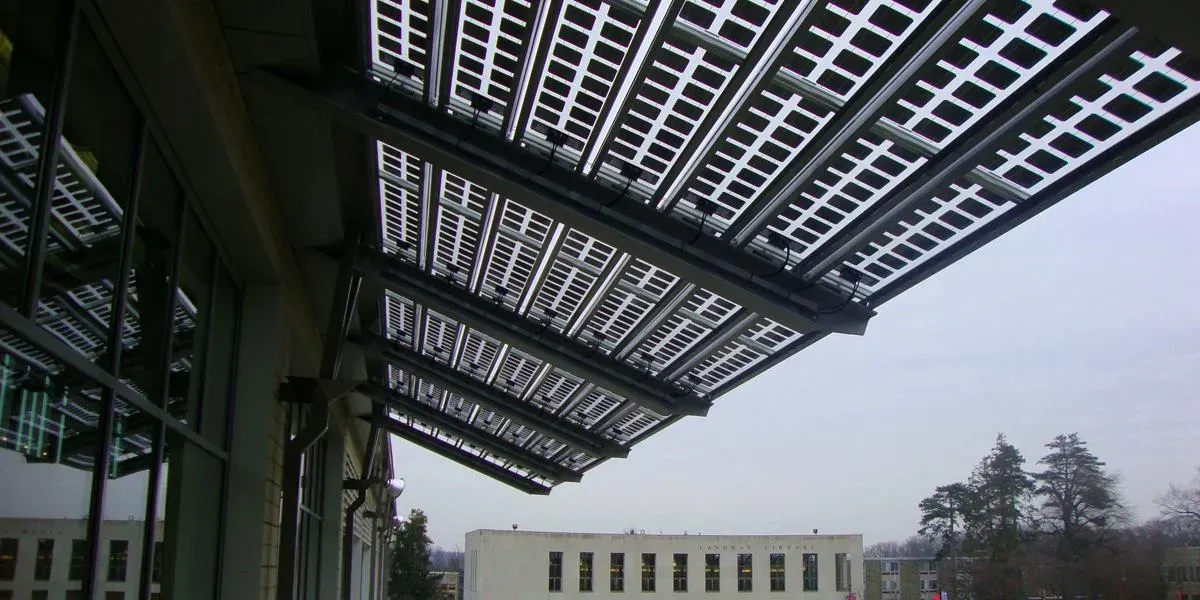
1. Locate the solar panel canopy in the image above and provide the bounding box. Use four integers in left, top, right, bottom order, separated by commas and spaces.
348, 0, 1200, 493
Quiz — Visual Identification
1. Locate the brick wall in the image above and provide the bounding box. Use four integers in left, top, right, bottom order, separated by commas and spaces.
260, 400, 288, 600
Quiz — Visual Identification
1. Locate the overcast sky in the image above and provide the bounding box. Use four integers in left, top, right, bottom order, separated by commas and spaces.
390, 122, 1200, 550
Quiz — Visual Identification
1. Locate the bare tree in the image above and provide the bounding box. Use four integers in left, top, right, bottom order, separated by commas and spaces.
1156, 467, 1200, 523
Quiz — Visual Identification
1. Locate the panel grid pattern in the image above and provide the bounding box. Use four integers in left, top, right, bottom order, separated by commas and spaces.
363, 0, 1200, 492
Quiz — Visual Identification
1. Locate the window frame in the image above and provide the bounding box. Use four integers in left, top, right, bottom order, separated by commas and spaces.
737, 553, 752, 592
0, 538, 16, 581
705, 553, 720, 592
769, 553, 785, 592
610, 552, 625, 592
673, 553, 688, 592
549, 551, 563, 592
642, 553, 656, 592
802, 553, 818, 592
580, 551, 594, 592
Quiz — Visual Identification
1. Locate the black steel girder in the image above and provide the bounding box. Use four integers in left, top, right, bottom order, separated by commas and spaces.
352, 332, 629, 459
364, 382, 582, 483
363, 413, 552, 495
345, 246, 710, 417
251, 65, 875, 337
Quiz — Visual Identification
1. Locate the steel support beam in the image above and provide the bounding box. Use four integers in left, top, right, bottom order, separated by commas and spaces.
252, 65, 874, 336
365, 382, 582, 482
364, 414, 552, 495
352, 332, 629, 459
344, 246, 711, 417
798, 22, 1137, 280
723, 0, 988, 245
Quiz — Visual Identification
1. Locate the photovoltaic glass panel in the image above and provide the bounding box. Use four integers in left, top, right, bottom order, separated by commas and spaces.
365, 0, 1200, 492
450, 0, 536, 117
371, 0, 431, 90
522, 0, 641, 158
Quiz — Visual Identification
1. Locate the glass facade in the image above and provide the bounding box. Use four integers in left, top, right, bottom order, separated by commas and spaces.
0, 2, 239, 599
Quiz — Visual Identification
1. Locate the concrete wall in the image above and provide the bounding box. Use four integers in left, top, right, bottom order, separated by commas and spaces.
465, 530, 863, 600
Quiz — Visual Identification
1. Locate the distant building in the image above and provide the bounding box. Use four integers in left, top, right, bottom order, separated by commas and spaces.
433, 570, 463, 600
1164, 547, 1199, 600
863, 558, 949, 600
464, 530, 863, 600
0, 518, 163, 600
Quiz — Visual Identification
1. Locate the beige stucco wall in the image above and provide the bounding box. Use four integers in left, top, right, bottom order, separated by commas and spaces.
465, 530, 863, 600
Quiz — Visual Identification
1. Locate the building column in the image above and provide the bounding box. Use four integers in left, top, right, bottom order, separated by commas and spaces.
319, 416, 347, 600
218, 286, 288, 600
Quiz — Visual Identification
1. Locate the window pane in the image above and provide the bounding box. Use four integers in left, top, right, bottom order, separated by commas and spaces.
641, 553, 655, 592
673, 553, 687, 592
31, 17, 138, 364
107, 539, 128, 581
0, 0, 67, 308
34, 537, 52, 579
579, 551, 593, 592
609, 552, 624, 592
737, 553, 751, 592
69, 538, 87, 580
803, 553, 818, 591
705, 554, 719, 592
31, 591, 47, 600
549, 551, 562, 592
835, 552, 848, 591
769, 553, 784, 592
0, 538, 16, 580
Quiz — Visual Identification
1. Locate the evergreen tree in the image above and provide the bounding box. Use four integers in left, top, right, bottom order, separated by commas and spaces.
388, 509, 440, 600
919, 482, 974, 559
966, 434, 1032, 600
1033, 433, 1125, 600
919, 482, 975, 600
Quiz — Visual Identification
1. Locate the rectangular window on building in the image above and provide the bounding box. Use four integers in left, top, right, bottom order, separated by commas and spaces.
105, 592, 124, 600
642, 553, 656, 592
673, 553, 688, 592
737, 553, 752, 592
611, 553, 625, 592
920, 560, 936, 573
705, 554, 720, 592
769, 553, 785, 592
69, 539, 87, 581
802, 553, 818, 591
835, 553, 848, 591
580, 552, 594, 592
34, 538, 53, 580
66, 592, 84, 600
0, 538, 17, 580
31, 591, 48, 600
549, 551, 563, 592
108, 540, 129, 581
882, 561, 899, 574
0, 591, 11, 600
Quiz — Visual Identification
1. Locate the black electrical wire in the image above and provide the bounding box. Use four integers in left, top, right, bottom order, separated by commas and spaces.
817, 279, 861, 314
688, 212, 710, 244
454, 107, 481, 150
